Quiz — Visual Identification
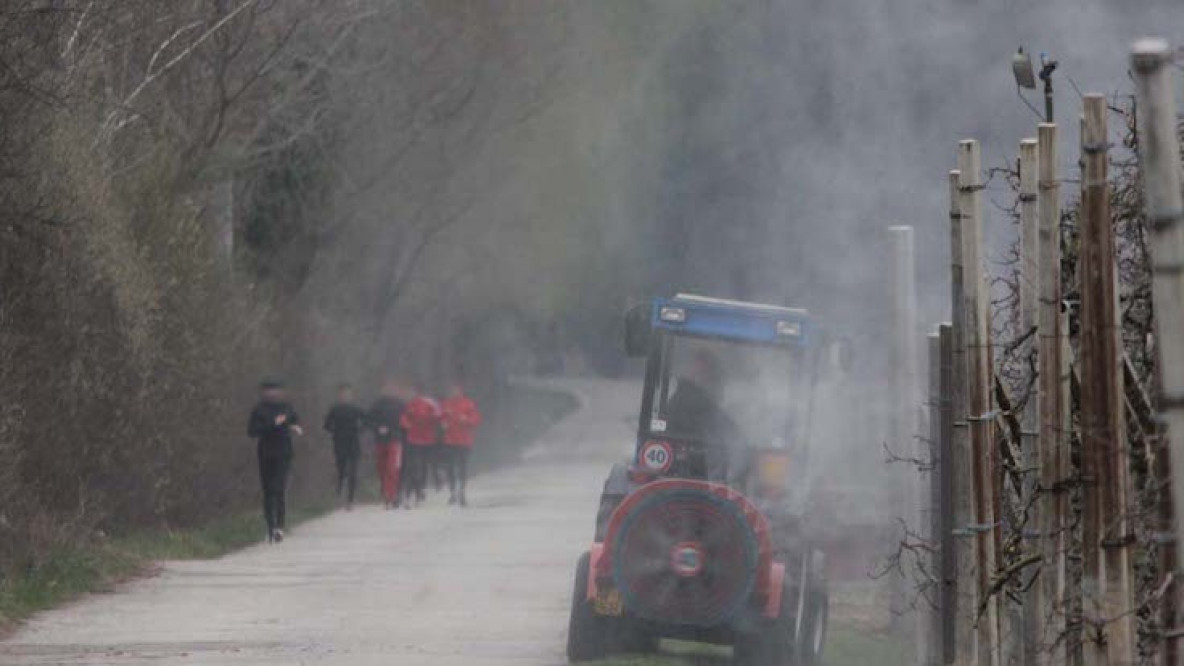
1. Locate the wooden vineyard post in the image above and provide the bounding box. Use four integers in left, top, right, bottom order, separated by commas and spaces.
1131, 38, 1184, 663
939, 322, 957, 665
950, 170, 978, 666
959, 139, 1001, 666
1036, 121, 1066, 665
1061, 304, 1081, 665
1064, 114, 1090, 666
928, 330, 944, 665
1078, 94, 1135, 665
1018, 137, 1044, 663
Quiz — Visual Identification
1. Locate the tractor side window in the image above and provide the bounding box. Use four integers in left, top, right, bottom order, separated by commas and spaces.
643, 336, 673, 433
658, 336, 674, 414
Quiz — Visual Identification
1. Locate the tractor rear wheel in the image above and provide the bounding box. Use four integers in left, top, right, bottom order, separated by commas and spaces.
734, 619, 792, 666
619, 626, 658, 654
568, 551, 651, 661
567, 552, 609, 662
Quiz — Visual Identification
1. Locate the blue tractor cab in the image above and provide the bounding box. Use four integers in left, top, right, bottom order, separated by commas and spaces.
624, 294, 821, 494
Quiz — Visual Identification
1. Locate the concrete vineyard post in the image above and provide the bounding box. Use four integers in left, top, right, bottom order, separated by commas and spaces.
950, 169, 978, 666
1018, 137, 1043, 664
1131, 38, 1184, 664
1036, 122, 1065, 666
928, 330, 943, 666
959, 139, 1001, 666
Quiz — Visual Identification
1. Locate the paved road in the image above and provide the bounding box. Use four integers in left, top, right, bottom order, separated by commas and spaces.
1, 379, 638, 666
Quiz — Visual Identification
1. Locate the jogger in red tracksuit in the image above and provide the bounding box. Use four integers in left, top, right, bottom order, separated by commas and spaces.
441, 385, 482, 507
400, 389, 442, 506
368, 381, 406, 509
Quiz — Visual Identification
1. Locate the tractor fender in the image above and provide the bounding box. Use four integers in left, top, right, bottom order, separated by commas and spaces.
601, 462, 632, 496
762, 561, 786, 618
594, 462, 633, 541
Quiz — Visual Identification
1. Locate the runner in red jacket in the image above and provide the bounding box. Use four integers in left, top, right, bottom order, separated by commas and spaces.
367, 380, 406, 510
442, 385, 483, 506
400, 391, 442, 506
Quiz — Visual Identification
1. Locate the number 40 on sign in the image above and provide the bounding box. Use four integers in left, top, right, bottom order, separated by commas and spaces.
639, 440, 673, 474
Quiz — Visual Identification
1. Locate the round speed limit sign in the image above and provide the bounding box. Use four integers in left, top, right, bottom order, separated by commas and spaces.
639, 440, 674, 474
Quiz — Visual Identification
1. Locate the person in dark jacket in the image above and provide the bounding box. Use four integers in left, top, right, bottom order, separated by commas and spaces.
247, 380, 303, 543
323, 383, 366, 510
368, 380, 407, 509
664, 350, 745, 483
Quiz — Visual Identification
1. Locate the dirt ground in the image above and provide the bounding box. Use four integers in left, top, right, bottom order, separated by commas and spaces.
0, 379, 637, 666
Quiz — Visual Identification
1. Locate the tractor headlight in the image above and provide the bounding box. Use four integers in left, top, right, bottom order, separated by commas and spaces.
659, 307, 686, 323
775, 320, 801, 337
756, 450, 791, 500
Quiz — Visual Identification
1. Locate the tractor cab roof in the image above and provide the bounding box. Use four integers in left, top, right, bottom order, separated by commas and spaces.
651, 293, 813, 348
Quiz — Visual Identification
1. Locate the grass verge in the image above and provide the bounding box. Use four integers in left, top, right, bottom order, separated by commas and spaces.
0, 501, 332, 633
111, 502, 333, 561
587, 627, 912, 665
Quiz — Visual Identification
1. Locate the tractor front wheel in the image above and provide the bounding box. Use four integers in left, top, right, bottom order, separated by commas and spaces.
796, 589, 828, 666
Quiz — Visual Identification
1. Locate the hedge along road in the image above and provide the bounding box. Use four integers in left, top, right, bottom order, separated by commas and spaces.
0, 379, 637, 666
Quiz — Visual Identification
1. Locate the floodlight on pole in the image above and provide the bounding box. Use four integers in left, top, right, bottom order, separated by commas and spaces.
1012, 48, 1036, 89
1012, 47, 1056, 123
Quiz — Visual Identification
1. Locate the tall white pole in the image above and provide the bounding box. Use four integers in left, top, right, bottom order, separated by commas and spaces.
889, 225, 923, 653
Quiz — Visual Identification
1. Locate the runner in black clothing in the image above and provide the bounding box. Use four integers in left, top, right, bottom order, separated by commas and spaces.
247, 380, 303, 543
323, 383, 366, 510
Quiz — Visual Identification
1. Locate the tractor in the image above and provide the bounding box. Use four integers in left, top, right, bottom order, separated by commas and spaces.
567, 294, 833, 665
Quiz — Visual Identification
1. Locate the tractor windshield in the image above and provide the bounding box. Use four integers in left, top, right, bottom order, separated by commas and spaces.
645, 333, 806, 454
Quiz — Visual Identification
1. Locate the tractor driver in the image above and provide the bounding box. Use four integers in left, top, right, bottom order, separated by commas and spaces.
664, 349, 747, 484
